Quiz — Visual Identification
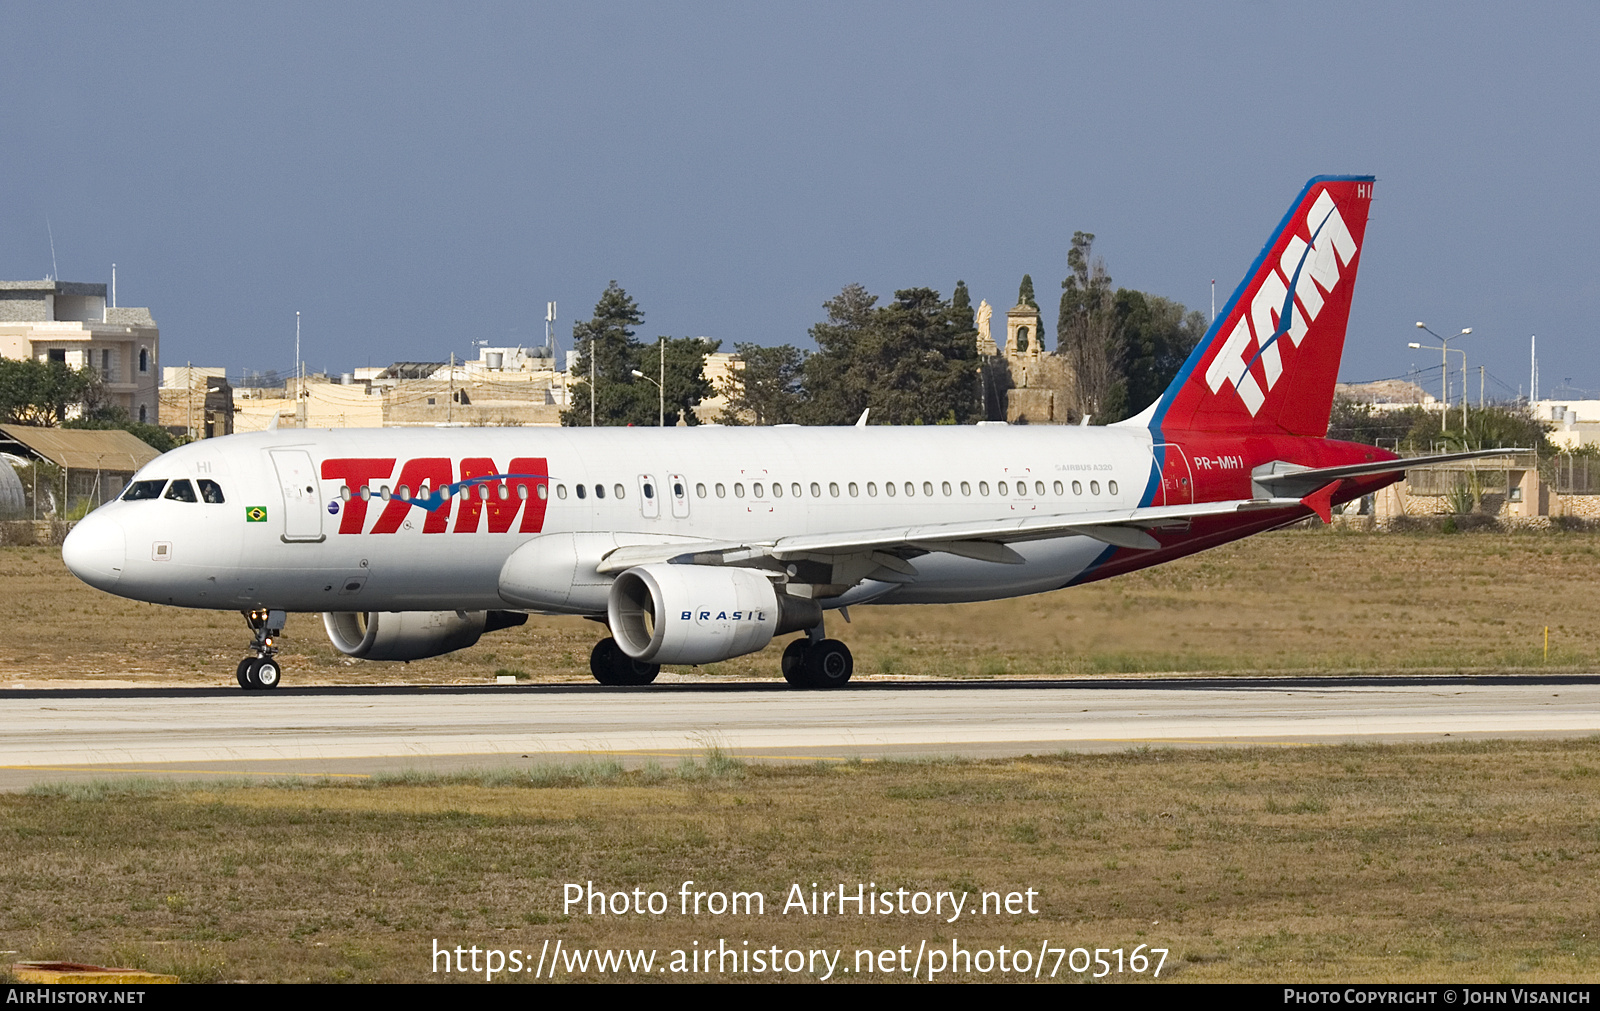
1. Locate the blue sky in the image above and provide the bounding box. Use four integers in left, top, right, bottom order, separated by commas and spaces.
3, 2, 1595, 400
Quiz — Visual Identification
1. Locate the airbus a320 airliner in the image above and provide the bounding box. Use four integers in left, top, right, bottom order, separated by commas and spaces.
61, 176, 1508, 691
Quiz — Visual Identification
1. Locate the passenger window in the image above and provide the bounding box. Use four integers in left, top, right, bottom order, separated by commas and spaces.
716, 483, 727, 498
517, 485, 528, 501
1035, 481, 1045, 496
536, 484, 548, 500
1054, 481, 1064, 495
754, 482, 765, 498
382, 485, 394, 501
811, 482, 821, 497
959, 481, 970, 496
614, 483, 625, 499
979, 482, 989, 496
123, 479, 166, 501
595, 484, 607, 500
1109, 480, 1119, 495
164, 479, 198, 502
576, 485, 587, 499
359, 485, 372, 501
793, 482, 802, 498
734, 483, 745, 498
997, 481, 1008, 496
673, 481, 684, 498
1090, 481, 1101, 495
1072, 481, 1082, 495
557, 484, 568, 499
885, 482, 896, 497
828, 482, 839, 497
696, 483, 707, 498
643, 483, 655, 499
198, 479, 225, 504
339, 485, 351, 501
397, 485, 412, 501
848, 482, 859, 497
772, 483, 782, 498
905, 482, 914, 496
866, 482, 877, 497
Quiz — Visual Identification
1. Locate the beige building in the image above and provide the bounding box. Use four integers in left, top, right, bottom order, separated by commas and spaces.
0, 280, 159, 424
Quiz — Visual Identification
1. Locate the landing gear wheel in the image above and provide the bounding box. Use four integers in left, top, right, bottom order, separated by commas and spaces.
801, 639, 853, 689
254, 657, 282, 690
781, 638, 810, 687
589, 637, 660, 686
236, 658, 259, 690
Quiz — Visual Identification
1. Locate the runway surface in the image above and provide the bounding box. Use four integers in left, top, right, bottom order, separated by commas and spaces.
3, 675, 1598, 790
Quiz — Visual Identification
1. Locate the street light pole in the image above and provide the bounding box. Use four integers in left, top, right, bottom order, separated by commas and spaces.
1413, 323, 1471, 432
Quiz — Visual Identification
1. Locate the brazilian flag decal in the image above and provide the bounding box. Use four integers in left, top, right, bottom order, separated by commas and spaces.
245, 506, 268, 523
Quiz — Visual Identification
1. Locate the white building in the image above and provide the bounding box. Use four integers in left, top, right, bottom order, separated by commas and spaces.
0, 280, 160, 424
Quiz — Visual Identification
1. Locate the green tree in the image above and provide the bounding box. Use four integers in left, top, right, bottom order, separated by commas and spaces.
1103, 291, 1206, 422
951, 280, 975, 330
657, 335, 720, 427
719, 342, 806, 425
0, 358, 96, 426
561, 281, 649, 426
65, 407, 183, 453
799, 283, 980, 426
797, 283, 879, 425
1058, 231, 1117, 420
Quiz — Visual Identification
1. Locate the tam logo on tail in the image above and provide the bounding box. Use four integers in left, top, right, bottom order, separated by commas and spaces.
1155, 176, 1374, 438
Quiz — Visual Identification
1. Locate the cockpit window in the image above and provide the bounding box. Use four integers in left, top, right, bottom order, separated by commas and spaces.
123, 479, 167, 501
198, 479, 225, 504
164, 479, 198, 502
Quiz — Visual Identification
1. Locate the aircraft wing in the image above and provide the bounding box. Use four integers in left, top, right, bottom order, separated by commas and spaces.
596, 496, 1307, 577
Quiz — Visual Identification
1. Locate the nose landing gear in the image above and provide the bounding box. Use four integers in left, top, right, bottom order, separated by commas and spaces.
237, 609, 287, 690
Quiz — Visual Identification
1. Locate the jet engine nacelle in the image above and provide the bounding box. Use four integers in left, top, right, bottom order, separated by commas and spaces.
322, 609, 527, 661
607, 564, 821, 665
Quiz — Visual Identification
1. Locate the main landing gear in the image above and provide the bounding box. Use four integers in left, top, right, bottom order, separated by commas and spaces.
237, 608, 286, 691
590, 637, 661, 686
781, 633, 853, 690
585, 625, 854, 689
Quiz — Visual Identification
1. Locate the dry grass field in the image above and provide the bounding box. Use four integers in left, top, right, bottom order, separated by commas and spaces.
4, 740, 1600, 983
3, 527, 1598, 687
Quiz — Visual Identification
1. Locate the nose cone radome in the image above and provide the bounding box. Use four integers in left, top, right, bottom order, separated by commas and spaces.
62, 511, 126, 591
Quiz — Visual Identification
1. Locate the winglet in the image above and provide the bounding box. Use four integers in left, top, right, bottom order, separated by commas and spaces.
1300, 480, 1341, 524
855, 408, 870, 428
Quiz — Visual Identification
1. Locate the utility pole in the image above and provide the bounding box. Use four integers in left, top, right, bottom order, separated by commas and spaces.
294, 311, 304, 427
448, 352, 454, 425
659, 336, 665, 428
1479, 366, 1485, 409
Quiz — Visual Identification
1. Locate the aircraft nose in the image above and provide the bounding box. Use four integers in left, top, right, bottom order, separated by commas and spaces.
62, 510, 126, 590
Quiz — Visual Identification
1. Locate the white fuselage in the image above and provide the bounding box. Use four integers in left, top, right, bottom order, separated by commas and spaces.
64, 423, 1160, 614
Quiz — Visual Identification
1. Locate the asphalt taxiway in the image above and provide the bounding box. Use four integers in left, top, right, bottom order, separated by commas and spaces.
2, 674, 1597, 789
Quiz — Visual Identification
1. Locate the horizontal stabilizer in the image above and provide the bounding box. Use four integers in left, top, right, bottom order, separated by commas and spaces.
1252, 448, 1528, 499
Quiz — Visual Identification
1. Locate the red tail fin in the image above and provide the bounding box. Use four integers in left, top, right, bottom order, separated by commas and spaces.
1150, 176, 1374, 438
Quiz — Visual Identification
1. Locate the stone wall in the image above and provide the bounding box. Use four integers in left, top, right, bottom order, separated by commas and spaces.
0, 520, 75, 546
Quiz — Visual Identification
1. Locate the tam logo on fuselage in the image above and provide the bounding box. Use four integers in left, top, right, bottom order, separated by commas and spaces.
318, 457, 550, 535
1203, 189, 1359, 415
